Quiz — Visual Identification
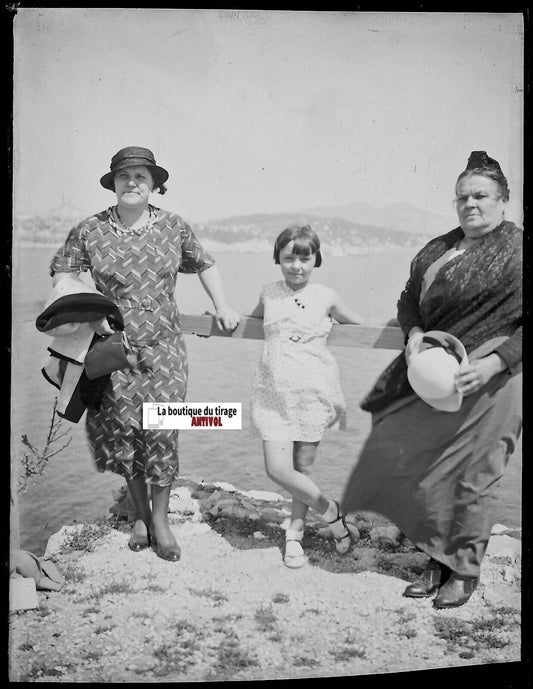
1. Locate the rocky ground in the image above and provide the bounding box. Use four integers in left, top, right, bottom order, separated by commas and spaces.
8, 478, 523, 683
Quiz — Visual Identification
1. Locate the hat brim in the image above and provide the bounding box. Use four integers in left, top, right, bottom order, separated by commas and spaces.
418, 390, 464, 412
100, 164, 169, 191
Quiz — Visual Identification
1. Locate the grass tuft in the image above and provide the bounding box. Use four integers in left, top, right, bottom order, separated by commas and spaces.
293, 655, 319, 667
210, 631, 258, 679
190, 587, 228, 606
254, 604, 277, 632
152, 620, 203, 677
433, 608, 519, 657
394, 607, 418, 639
60, 521, 112, 553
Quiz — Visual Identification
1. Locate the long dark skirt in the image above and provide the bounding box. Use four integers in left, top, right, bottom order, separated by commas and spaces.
341, 369, 522, 577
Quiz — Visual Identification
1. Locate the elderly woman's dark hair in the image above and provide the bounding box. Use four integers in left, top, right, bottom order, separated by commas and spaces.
456, 151, 510, 202
273, 224, 322, 267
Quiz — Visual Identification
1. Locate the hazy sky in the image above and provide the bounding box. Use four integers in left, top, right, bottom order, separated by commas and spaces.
13, 9, 523, 225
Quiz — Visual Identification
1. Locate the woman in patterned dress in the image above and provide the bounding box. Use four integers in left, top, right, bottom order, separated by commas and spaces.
50, 146, 239, 561
250, 225, 362, 568
342, 152, 522, 607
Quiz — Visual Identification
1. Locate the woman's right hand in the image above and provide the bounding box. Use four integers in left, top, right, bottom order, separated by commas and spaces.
404, 327, 424, 364
91, 317, 115, 336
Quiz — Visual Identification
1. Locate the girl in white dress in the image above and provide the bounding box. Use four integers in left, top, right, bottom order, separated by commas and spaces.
250, 225, 362, 568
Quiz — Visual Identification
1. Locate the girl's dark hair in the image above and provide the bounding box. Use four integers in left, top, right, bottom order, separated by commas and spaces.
456, 168, 510, 202
273, 224, 322, 267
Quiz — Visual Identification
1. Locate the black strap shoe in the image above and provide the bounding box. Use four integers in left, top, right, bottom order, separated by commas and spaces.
433, 573, 478, 609
403, 559, 450, 598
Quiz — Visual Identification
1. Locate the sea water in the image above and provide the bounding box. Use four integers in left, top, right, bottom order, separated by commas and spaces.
12, 246, 522, 554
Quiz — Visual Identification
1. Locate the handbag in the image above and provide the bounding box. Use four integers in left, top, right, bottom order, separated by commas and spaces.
84, 330, 137, 380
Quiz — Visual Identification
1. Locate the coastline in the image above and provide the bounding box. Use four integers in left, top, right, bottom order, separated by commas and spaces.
9, 477, 522, 683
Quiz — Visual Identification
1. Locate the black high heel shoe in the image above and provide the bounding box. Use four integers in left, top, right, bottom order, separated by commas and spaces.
149, 527, 181, 562
128, 528, 150, 552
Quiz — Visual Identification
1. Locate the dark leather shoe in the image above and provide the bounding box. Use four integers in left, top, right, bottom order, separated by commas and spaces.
403, 560, 450, 598
149, 528, 181, 562
128, 532, 150, 552
433, 573, 478, 609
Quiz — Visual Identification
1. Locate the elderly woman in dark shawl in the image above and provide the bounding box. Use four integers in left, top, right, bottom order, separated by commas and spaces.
342, 152, 522, 608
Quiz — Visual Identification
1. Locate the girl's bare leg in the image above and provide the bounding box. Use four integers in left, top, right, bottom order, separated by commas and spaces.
289, 441, 321, 532
263, 441, 354, 556
263, 440, 329, 514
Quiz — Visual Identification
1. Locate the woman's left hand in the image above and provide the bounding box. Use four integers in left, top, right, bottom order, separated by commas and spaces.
214, 308, 240, 333
454, 354, 504, 396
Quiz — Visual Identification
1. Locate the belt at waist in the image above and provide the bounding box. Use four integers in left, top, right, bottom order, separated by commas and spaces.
266, 334, 329, 345
116, 295, 174, 312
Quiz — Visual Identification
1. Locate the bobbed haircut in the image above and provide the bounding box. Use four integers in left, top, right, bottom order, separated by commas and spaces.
273, 224, 322, 267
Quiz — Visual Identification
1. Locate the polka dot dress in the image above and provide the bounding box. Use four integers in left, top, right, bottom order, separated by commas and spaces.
250, 281, 346, 441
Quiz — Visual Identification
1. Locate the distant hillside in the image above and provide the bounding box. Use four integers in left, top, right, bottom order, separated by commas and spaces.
14, 207, 435, 253
192, 212, 433, 253
299, 202, 453, 237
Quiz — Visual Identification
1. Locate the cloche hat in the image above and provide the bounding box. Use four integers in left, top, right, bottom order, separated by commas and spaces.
100, 146, 169, 192
407, 331, 468, 412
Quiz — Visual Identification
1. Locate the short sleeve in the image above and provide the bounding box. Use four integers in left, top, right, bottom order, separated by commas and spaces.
178, 222, 216, 274
49, 222, 92, 276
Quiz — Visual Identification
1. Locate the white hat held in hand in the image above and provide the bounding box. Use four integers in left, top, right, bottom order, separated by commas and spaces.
407, 330, 468, 412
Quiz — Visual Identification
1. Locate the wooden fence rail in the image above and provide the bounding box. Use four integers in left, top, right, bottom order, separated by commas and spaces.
179, 315, 405, 350
21, 312, 405, 350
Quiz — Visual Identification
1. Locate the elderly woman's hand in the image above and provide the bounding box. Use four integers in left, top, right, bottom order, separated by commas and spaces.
455, 354, 505, 396
215, 308, 240, 333
404, 327, 424, 364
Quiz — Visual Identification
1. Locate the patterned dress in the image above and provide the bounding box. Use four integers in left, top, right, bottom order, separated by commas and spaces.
50, 205, 215, 486
250, 281, 346, 442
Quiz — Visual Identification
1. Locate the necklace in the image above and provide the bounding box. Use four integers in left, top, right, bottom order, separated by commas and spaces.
109, 205, 157, 235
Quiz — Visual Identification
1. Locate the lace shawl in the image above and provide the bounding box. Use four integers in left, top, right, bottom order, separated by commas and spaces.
361, 221, 522, 413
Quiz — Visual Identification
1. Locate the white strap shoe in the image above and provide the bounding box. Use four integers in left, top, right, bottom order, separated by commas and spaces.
284, 529, 307, 569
